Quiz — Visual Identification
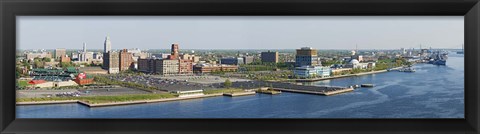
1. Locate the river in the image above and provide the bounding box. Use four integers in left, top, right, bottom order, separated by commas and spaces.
17, 54, 464, 118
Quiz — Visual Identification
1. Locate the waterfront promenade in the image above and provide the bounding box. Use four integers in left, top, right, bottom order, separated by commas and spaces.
17, 93, 224, 107
294, 67, 403, 82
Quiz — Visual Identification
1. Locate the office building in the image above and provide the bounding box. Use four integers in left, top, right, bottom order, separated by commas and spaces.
60, 55, 71, 63
156, 59, 179, 75
119, 49, 133, 71
152, 53, 170, 59
193, 64, 238, 73
180, 54, 200, 63
138, 58, 155, 73
295, 47, 320, 67
70, 52, 78, 60
293, 66, 331, 79
25, 52, 52, 60
179, 59, 193, 74
54, 48, 66, 60
243, 56, 254, 64
220, 57, 243, 65
103, 52, 119, 74
261, 51, 279, 63
79, 52, 94, 62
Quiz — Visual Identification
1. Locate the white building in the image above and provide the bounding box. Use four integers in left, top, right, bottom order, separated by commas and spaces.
293, 66, 331, 79
344, 59, 376, 69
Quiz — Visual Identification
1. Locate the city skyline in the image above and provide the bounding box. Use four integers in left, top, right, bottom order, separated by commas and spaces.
18, 16, 463, 50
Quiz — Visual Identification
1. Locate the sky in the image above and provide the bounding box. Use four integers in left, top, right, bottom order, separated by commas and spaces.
17, 16, 464, 50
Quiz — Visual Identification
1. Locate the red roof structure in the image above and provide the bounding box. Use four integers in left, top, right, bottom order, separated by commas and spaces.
28, 80, 46, 85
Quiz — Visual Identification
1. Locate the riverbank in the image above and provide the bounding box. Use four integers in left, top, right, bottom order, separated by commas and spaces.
17, 93, 224, 107
294, 67, 403, 82
16, 100, 79, 105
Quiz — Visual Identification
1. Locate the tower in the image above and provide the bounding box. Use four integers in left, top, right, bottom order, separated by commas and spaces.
104, 35, 111, 53
169, 43, 179, 60
83, 42, 87, 53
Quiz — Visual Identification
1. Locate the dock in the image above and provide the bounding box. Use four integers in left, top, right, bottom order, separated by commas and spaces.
223, 91, 256, 97
255, 90, 282, 95
274, 87, 354, 96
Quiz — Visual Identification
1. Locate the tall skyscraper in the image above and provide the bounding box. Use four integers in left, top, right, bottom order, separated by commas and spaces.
104, 36, 111, 53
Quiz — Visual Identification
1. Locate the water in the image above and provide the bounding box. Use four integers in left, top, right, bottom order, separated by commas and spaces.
17, 55, 464, 118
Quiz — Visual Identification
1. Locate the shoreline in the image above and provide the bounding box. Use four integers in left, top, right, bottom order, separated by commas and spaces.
17, 93, 224, 107
16, 67, 402, 107
293, 67, 403, 82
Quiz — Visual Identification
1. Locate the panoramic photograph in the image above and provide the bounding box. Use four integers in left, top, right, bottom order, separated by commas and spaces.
15, 16, 464, 118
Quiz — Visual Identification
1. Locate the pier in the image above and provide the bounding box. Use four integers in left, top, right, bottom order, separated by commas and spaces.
223, 91, 256, 97
274, 87, 354, 96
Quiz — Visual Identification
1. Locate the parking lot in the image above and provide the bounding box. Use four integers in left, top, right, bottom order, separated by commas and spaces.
155, 75, 251, 84
106, 74, 245, 92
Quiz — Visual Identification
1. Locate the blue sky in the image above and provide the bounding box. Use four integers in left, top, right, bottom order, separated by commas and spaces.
17, 16, 463, 50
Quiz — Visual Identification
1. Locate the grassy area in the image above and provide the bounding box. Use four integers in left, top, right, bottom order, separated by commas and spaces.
202, 88, 244, 94
17, 93, 178, 104
18, 80, 29, 88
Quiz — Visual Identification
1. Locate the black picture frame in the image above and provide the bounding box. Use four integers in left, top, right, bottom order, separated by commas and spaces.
1, 0, 479, 134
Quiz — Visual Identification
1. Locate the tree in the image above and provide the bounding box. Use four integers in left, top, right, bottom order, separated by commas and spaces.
60, 62, 74, 68
224, 79, 232, 89
33, 60, 44, 68
42, 57, 51, 62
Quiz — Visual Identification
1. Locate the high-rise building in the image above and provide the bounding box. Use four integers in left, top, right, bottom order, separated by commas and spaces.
119, 49, 133, 71
179, 59, 193, 74
168, 43, 179, 60
295, 47, 320, 67
261, 51, 278, 63
54, 48, 66, 60
138, 59, 155, 73
103, 52, 119, 74
104, 36, 111, 53
156, 59, 179, 75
